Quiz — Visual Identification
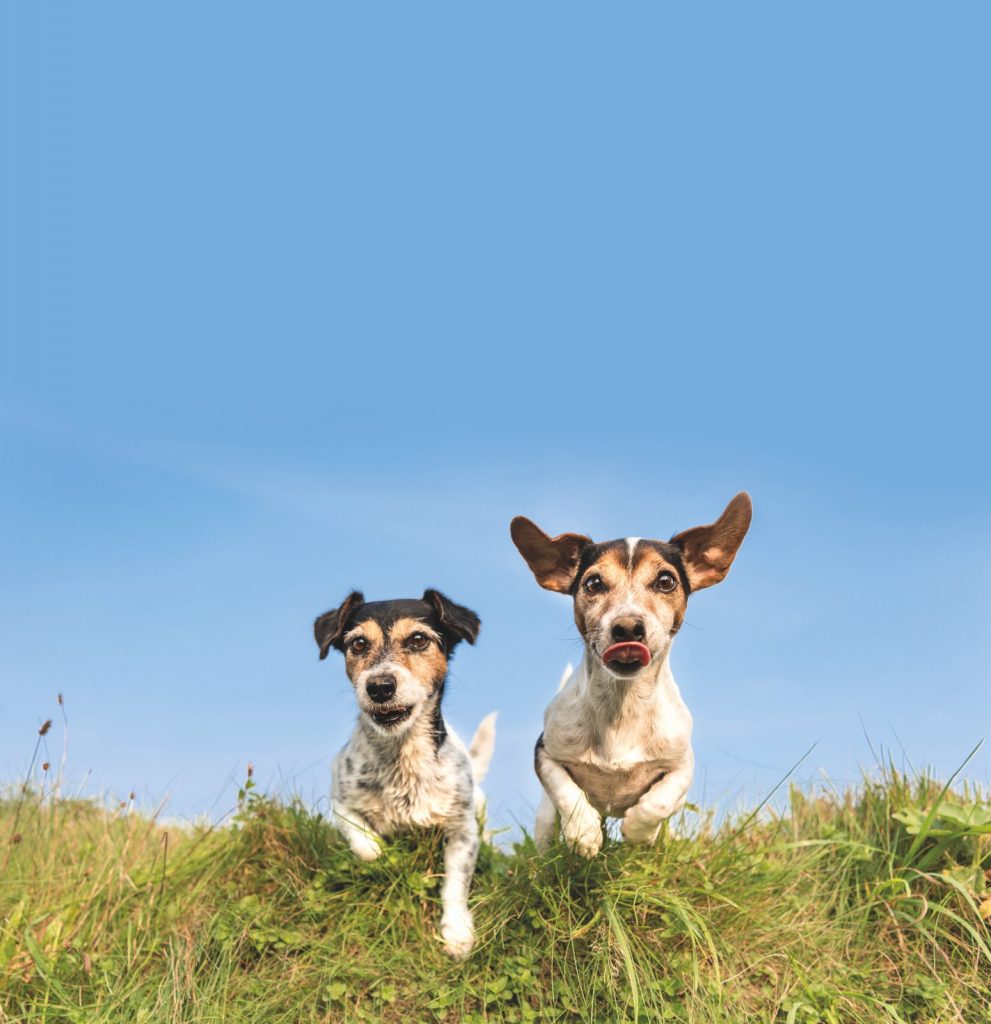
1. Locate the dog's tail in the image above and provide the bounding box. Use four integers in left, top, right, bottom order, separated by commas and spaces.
467, 711, 498, 784
557, 663, 574, 692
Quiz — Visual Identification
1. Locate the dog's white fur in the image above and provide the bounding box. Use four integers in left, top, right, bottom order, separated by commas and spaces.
534, 651, 693, 856
332, 707, 496, 958
533, 563, 694, 856
515, 494, 752, 857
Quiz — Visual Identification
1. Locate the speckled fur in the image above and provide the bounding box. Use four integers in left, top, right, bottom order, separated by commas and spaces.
316, 589, 494, 958
332, 702, 490, 958
332, 704, 477, 835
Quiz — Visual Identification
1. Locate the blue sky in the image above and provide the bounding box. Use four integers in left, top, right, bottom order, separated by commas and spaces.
2, 4, 989, 830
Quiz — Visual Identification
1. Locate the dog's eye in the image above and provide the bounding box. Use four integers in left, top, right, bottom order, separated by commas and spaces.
654, 572, 678, 593
583, 574, 605, 596
349, 637, 367, 654
407, 632, 430, 652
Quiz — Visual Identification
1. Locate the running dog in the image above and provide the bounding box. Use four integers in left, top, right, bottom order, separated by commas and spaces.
510, 493, 751, 856
314, 588, 496, 957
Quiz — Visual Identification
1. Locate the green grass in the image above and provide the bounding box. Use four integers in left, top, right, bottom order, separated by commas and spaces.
2, 766, 990, 1023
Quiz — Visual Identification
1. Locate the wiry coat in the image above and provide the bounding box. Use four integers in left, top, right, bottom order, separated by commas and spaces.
331, 702, 495, 960
314, 588, 495, 958
332, 713, 476, 835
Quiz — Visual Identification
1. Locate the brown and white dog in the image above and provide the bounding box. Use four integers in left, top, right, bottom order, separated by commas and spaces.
510, 493, 752, 857
314, 589, 496, 957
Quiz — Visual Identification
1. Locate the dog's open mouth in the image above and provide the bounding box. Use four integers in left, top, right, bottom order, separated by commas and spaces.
602, 642, 651, 671
369, 705, 413, 727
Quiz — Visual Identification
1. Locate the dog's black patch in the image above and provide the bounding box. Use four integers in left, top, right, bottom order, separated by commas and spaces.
534, 733, 545, 775
423, 589, 481, 648
348, 597, 435, 630
431, 679, 448, 753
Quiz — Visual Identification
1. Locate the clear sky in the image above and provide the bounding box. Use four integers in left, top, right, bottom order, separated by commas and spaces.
2, 4, 989, 831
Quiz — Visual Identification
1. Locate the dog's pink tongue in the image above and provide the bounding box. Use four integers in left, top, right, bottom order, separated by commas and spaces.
602, 642, 651, 667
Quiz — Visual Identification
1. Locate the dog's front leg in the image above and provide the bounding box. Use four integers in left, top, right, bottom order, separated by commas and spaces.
332, 802, 383, 862
535, 743, 603, 857
621, 755, 694, 846
439, 811, 479, 959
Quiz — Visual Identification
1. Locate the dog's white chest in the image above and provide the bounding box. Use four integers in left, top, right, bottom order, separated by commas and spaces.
355, 764, 447, 833
560, 757, 670, 815
334, 725, 475, 837
542, 660, 693, 817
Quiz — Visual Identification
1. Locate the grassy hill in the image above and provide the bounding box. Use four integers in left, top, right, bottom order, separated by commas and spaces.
1, 764, 989, 1023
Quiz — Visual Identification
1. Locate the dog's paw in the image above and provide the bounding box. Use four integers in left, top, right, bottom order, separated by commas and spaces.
349, 831, 383, 862
562, 806, 603, 858
621, 806, 663, 846
440, 906, 475, 959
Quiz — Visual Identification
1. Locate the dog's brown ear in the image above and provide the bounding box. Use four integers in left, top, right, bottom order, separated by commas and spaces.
422, 589, 481, 649
510, 516, 592, 594
670, 493, 752, 591
314, 590, 365, 660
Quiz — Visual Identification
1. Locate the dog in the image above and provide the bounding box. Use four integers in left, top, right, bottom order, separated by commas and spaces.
314, 588, 496, 958
510, 493, 751, 857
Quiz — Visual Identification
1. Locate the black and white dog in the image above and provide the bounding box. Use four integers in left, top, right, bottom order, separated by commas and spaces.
510, 494, 751, 857
314, 589, 496, 958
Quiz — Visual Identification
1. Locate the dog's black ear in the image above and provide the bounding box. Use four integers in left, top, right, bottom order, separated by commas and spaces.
670, 493, 752, 591
422, 589, 480, 650
510, 516, 591, 594
313, 590, 365, 660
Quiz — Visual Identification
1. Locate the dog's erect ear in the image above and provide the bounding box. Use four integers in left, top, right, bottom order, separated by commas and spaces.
422, 589, 481, 650
510, 516, 592, 594
313, 590, 365, 660
670, 493, 752, 591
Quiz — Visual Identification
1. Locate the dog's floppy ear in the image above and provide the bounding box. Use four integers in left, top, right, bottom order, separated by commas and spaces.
510, 516, 592, 594
313, 590, 365, 660
422, 589, 481, 650
670, 493, 752, 591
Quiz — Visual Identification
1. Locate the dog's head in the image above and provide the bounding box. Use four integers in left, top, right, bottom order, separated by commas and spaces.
510, 493, 751, 680
313, 589, 480, 736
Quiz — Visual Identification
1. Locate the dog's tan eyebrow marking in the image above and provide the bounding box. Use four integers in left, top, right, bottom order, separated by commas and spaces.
343, 619, 383, 645
596, 546, 630, 576
634, 547, 679, 574
387, 617, 441, 643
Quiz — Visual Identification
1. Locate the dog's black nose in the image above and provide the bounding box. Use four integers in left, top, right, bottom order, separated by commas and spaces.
366, 675, 397, 704
611, 617, 646, 642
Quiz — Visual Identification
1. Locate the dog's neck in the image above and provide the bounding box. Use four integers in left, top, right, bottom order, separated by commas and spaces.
580, 645, 679, 729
